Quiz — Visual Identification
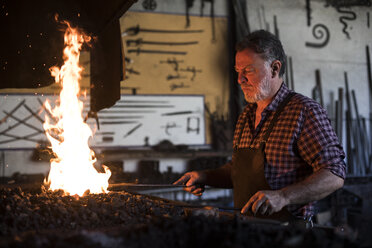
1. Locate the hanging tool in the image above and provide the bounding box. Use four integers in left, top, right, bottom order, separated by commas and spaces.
128, 48, 187, 56
123, 123, 143, 138
23, 104, 44, 124
160, 58, 184, 72
306, 0, 312, 27
111, 104, 174, 108
232, 0, 250, 36
167, 74, 187, 81
305, 24, 330, 48
142, 0, 157, 11
0, 99, 25, 125
207, 0, 216, 42
37, 98, 58, 123
180, 66, 202, 81
274, 15, 279, 39
0, 132, 42, 144
351, 90, 369, 175
122, 25, 204, 36
84, 110, 100, 130
125, 67, 140, 75
185, 0, 195, 28
3, 111, 44, 133
161, 122, 182, 135
344, 73, 355, 175
162, 111, 194, 116
335, 88, 343, 143
170, 82, 190, 91
289, 56, 295, 90
0, 114, 34, 135
315, 69, 324, 107
126, 38, 198, 47
187, 116, 200, 134
101, 121, 138, 125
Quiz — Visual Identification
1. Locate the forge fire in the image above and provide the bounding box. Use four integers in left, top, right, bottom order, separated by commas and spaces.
43, 21, 110, 196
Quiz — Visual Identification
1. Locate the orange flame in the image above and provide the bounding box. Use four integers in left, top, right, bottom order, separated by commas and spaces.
43, 22, 111, 196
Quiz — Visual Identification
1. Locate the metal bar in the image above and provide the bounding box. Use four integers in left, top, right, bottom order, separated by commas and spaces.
98, 110, 156, 114
351, 90, 368, 175
366, 46, 372, 163
274, 15, 279, 39
126, 38, 198, 46
344, 73, 354, 174
109, 182, 189, 188
0, 114, 34, 135
3, 111, 44, 133
100, 121, 138, 125
111, 105, 174, 108
289, 56, 295, 91
123, 123, 142, 138
118, 100, 170, 103
37, 98, 58, 123
96, 116, 144, 119
128, 48, 187, 55
338, 88, 344, 143
315, 69, 324, 107
161, 111, 194, 116
122, 25, 204, 36
0, 99, 26, 125
23, 104, 45, 124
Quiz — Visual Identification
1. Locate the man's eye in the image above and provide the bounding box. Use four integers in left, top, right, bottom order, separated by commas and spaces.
244, 68, 255, 73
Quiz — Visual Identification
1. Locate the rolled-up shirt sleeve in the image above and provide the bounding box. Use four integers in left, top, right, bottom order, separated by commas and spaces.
297, 103, 346, 179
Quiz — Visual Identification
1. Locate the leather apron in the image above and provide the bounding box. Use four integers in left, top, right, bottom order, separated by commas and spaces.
231, 92, 296, 222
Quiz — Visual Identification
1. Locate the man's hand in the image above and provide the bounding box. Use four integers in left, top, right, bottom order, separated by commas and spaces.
241, 190, 288, 216
173, 171, 206, 196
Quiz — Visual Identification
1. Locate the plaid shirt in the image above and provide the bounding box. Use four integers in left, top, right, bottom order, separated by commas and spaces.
232, 83, 346, 218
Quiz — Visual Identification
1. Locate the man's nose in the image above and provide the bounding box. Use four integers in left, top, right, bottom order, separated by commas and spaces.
238, 73, 247, 85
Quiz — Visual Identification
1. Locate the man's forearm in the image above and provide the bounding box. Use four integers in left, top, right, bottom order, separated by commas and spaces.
203, 162, 233, 188
280, 168, 344, 205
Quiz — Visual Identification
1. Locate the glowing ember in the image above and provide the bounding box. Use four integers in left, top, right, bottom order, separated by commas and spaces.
43, 22, 111, 196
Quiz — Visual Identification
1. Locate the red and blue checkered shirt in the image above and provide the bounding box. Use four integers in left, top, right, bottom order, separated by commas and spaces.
232, 83, 346, 218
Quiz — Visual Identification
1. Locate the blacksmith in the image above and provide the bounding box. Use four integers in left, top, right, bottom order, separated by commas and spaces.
174, 30, 346, 222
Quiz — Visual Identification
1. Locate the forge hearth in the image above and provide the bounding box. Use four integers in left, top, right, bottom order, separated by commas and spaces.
0, 186, 362, 248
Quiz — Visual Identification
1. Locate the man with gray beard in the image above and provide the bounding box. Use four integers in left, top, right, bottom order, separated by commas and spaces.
174, 30, 346, 223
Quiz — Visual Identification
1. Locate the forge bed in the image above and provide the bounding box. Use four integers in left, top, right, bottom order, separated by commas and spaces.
0, 185, 360, 248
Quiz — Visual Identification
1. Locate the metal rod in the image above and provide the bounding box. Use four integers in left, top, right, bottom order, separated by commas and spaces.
122, 25, 204, 36
126, 38, 198, 47
161, 111, 194, 116
128, 48, 187, 55
123, 123, 142, 138
109, 182, 190, 188
111, 105, 174, 108
315, 69, 324, 107
0, 114, 34, 135
344, 73, 354, 174
2, 111, 44, 133
23, 104, 45, 124
0, 99, 26, 125
289, 56, 294, 91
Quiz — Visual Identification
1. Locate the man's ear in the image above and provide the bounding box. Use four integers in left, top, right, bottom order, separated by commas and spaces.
271, 60, 282, 77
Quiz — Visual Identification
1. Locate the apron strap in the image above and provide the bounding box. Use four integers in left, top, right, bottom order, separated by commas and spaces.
234, 92, 296, 149
262, 92, 296, 143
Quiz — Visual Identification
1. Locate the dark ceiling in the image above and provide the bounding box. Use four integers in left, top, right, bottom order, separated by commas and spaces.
0, 0, 137, 111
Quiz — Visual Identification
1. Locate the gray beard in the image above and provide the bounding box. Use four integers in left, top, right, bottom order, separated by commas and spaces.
244, 76, 271, 103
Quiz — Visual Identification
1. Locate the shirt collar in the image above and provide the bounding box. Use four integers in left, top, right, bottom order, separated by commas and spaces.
264, 83, 291, 111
